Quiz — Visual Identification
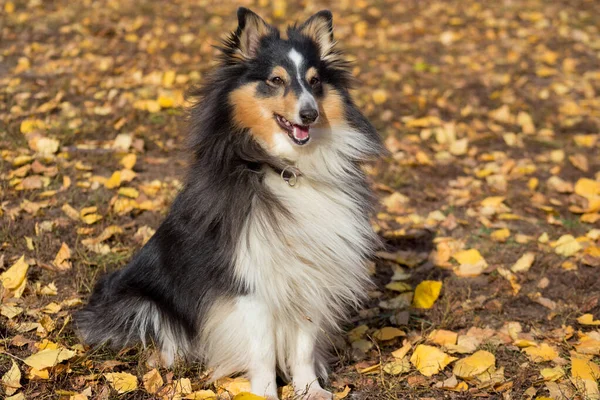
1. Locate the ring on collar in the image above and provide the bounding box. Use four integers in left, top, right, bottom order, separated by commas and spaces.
280, 165, 299, 187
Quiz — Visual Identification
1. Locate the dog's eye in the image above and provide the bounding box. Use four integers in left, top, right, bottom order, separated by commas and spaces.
270, 77, 284, 86
309, 77, 320, 86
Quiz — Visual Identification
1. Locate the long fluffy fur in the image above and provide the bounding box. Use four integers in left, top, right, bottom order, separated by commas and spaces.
75, 7, 383, 393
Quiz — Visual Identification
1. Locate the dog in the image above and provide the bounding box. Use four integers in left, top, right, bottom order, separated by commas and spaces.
76, 7, 382, 399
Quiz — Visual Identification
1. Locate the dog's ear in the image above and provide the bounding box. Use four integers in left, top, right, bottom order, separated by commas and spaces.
235, 8, 272, 59
299, 10, 334, 59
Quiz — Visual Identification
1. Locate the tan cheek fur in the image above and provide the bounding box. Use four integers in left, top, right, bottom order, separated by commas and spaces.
230, 83, 299, 146
316, 84, 344, 129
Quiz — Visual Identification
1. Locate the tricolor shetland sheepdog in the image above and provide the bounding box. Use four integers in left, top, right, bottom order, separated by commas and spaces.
76, 8, 382, 399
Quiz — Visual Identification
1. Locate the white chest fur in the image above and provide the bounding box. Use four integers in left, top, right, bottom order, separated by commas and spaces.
234, 166, 375, 329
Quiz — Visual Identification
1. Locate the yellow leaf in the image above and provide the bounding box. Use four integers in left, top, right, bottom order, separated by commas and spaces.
576, 333, 600, 355
354, 21, 368, 38
523, 343, 558, 362
120, 154, 137, 170
334, 386, 351, 400
53, 242, 72, 271
118, 187, 140, 198
412, 280, 442, 309
233, 393, 266, 400
575, 178, 600, 199
449, 138, 469, 156
27, 367, 49, 380
372, 89, 388, 105
81, 213, 103, 225
383, 357, 411, 375
1, 256, 29, 291
271, 0, 286, 18
517, 111, 535, 134
218, 377, 251, 396
392, 343, 412, 359
574, 134, 597, 148
157, 94, 175, 109
174, 378, 192, 395
553, 234, 582, 257
2, 360, 22, 396
34, 137, 60, 155
185, 390, 218, 399
373, 327, 405, 341
24, 348, 76, 370
184, 390, 218, 399
385, 281, 412, 292
541, 366, 565, 382
511, 252, 535, 273
578, 314, 600, 326
162, 70, 176, 87
6, 393, 25, 400
5, 2, 15, 13
453, 249, 484, 265
104, 372, 138, 394
20, 119, 46, 134
1, 304, 23, 319
453, 350, 495, 378
528, 178, 539, 191
146, 100, 161, 113
428, 329, 458, 346
571, 356, 600, 399
572, 355, 600, 381
453, 249, 488, 277
550, 149, 565, 163
105, 171, 122, 189
42, 302, 61, 314
491, 228, 510, 242
381, 192, 409, 214
61, 203, 80, 221
113, 133, 132, 151
410, 344, 457, 377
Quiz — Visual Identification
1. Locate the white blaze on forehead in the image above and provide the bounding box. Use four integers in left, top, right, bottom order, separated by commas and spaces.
288, 48, 318, 122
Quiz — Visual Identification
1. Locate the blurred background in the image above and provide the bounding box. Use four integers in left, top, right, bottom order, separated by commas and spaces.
1, 0, 600, 399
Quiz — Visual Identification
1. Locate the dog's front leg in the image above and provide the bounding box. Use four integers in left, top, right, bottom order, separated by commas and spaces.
239, 297, 279, 399
290, 323, 333, 400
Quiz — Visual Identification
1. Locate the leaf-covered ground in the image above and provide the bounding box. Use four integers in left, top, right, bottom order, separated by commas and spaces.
1, 0, 600, 399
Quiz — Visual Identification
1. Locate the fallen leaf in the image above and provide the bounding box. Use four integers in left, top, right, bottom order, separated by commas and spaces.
553, 235, 582, 257
412, 281, 442, 309
523, 343, 559, 362
541, 366, 565, 382
184, 390, 218, 399
232, 393, 266, 400
410, 344, 457, 377
453, 350, 495, 379
372, 89, 388, 105
578, 314, 600, 326
142, 369, 163, 394
1, 360, 22, 395
383, 357, 411, 375
373, 327, 406, 341
105, 171, 122, 189
24, 347, 76, 370
53, 242, 72, 271
491, 228, 510, 242
104, 372, 138, 394
1, 256, 29, 298
511, 252, 535, 273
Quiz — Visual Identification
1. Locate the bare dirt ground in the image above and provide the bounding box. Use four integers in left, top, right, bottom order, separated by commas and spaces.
1, 0, 599, 399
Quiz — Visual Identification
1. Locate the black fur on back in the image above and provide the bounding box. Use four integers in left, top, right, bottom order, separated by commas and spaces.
74, 12, 381, 358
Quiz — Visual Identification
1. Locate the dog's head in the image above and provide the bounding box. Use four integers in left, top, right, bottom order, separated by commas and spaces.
222, 8, 378, 160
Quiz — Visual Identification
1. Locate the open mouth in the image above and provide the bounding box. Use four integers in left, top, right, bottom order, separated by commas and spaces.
275, 114, 310, 145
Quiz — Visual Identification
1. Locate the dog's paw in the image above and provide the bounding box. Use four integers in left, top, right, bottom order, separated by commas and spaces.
303, 388, 333, 400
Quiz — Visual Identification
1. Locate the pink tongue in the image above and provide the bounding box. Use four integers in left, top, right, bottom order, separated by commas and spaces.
293, 125, 310, 140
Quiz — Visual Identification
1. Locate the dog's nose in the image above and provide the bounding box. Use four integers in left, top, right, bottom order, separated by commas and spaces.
299, 108, 319, 125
